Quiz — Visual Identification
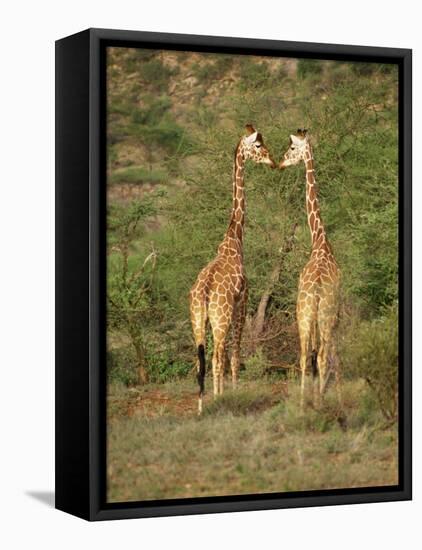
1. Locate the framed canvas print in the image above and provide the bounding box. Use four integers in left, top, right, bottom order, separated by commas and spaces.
55, 28, 412, 521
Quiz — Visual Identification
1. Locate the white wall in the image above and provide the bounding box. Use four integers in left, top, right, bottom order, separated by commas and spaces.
0, 1, 418, 548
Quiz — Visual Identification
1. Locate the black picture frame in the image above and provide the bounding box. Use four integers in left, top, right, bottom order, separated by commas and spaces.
55, 28, 412, 521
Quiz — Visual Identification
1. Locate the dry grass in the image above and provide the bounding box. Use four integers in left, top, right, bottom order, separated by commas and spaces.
107, 378, 398, 503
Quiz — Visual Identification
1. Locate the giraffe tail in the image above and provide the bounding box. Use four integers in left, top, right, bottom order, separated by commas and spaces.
311, 349, 318, 378
197, 344, 206, 415
197, 344, 206, 395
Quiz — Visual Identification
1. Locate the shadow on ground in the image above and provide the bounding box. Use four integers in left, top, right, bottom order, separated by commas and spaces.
26, 491, 55, 508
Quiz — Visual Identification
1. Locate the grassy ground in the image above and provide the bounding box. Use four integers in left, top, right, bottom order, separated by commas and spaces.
107, 377, 398, 502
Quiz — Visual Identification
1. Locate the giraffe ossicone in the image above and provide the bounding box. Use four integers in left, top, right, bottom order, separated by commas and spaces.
280, 131, 342, 411
189, 125, 275, 414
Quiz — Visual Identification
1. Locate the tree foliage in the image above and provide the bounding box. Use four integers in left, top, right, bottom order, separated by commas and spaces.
107, 199, 158, 383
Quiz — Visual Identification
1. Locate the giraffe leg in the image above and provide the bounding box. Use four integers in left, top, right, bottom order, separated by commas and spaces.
317, 291, 338, 401
231, 285, 247, 390
330, 339, 343, 407
209, 313, 232, 398
297, 277, 317, 412
297, 319, 312, 413
317, 315, 335, 399
217, 340, 227, 395
225, 347, 231, 393
300, 349, 307, 413
211, 334, 228, 396
317, 337, 329, 399
211, 344, 219, 397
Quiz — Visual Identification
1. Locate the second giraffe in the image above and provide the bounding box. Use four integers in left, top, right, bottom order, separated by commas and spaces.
190, 125, 275, 414
280, 129, 341, 411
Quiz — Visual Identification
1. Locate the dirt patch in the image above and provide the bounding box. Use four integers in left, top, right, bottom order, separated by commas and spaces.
117, 380, 289, 419
126, 387, 198, 418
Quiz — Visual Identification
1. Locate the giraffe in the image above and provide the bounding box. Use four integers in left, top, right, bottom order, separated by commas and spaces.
190, 125, 275, 414
279, 129, 341, 411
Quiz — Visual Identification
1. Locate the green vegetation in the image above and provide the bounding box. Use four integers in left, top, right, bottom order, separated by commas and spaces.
109, 166, 167, 185
297, 58, 324, 79
342, 306, 398, 421
138, 58, 174, 91
238, 57, 273, 88
107, 199, 158, 383
191, 55, 234, 84
106, 49, 399, 499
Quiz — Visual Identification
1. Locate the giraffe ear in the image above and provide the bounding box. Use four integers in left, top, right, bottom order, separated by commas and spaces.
245, 131, 258, 145
290, 134, 302, 146
245, 124, 256, 135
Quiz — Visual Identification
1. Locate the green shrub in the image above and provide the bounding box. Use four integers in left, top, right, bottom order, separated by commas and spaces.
192, 56, 233, 84
109, 166, 167, 185
352, 387, 380, 428
139, 59, 173, 91
281, 399, 339, 433
111, 119, 191, 155
130, 96, 172, 126
146, 352, 192, 383
243, 348, 268, 380
125, 49, 156, 72
140, 120, 189, 153
107, 347, 139, 386
379, 63, 398, 75
238, 58, 272, 88
297, 59, 323, 79
107, 345, 191, 386
108, 100, 133, 116
351, 62, 377, 76
341, 305, 398, 421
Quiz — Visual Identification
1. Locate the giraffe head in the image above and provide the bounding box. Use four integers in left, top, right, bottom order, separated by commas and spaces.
239, 124, 276, 168
279, 129, 310, 169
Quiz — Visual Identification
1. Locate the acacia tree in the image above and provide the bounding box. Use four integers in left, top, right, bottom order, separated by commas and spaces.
252, 223, 298, 340
107, 199, 157, 384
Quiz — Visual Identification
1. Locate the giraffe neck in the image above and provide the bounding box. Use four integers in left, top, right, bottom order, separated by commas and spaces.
304, 146, 326, 249
223, 143, 245, 248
